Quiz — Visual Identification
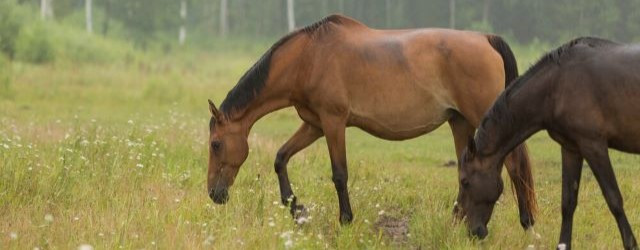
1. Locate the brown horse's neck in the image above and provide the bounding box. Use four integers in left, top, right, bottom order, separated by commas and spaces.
223, 33, 308, 135
226, 91, 293, 134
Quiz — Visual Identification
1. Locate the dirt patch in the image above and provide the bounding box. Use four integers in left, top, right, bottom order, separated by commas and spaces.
443, 160, 457, 167
374, 215, 409, 243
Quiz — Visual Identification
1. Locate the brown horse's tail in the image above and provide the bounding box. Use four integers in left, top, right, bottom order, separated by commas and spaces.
487, 35, 538, 227
486, 35, 519, 87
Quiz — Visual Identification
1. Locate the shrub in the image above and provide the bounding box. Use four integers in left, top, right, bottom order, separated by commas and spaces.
0, 0, 26, 59
0, 54, 12, 99
15, 22, 56, 64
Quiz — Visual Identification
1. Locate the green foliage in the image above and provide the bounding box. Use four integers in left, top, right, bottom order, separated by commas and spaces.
0, 0, 27, 59
142, 74, 185, 103
52, 26, 136, 64
15, 22, 56, 64
0, 54, 12, 99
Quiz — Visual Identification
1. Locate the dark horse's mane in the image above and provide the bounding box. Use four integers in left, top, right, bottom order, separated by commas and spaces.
475, 37, 617, 150
218, 15, 348, 116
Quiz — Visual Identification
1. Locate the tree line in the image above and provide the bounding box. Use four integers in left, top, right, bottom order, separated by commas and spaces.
18, 0, 640, 46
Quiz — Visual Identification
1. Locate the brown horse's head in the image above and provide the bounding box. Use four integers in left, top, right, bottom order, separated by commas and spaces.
207, 99, 249, 204
457, 138, 504, 239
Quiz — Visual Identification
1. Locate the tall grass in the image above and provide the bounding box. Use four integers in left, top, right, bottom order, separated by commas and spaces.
1, 43, 639, 249
0, 7, 638, 248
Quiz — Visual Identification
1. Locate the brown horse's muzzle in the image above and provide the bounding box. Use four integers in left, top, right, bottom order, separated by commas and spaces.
209, 186, 229, 204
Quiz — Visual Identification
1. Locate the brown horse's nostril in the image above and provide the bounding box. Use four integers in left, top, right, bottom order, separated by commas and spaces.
210, 188, 229, 204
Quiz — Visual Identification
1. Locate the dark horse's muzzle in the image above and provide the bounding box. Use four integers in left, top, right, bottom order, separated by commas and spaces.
209, 187, 229, 204
471, 225, 488, 239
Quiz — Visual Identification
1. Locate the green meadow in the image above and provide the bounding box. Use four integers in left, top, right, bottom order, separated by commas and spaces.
1, 1, 639, 248
2, 42, 640, 249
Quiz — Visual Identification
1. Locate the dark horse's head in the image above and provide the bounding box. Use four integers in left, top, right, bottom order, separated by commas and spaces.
457, 138, 504, 239
206, 100, 249, 204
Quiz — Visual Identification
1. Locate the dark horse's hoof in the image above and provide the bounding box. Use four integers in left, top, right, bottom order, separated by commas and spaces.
339, 213, 353, 225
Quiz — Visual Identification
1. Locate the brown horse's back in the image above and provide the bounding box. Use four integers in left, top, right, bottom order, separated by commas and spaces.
299, 24, 505, 140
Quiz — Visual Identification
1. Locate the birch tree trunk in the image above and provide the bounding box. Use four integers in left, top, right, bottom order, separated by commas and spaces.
85, 0, 93, 34
287, 0, 295, 32
179, 0, 187, 45
102, 0, 111, 35
41, 0, 53, 20
40, 0, 46, 20
385, 0, 391, 27
482, 0, 491, 25
449, 0, 456, 29
219, 0, 228, 37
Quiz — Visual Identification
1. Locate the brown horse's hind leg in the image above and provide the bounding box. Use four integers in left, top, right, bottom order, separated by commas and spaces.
447, 112, 476, 219
504, 145, 537, 229
274, 122, 323, 217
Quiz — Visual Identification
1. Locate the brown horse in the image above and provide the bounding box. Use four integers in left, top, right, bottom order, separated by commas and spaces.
458, 37, 638, 249
207, 14, 536, 228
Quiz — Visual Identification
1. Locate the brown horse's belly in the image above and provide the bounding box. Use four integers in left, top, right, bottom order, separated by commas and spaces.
347, 104, 451, 141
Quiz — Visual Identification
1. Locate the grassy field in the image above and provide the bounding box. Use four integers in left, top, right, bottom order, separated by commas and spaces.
1, 45, 640, 250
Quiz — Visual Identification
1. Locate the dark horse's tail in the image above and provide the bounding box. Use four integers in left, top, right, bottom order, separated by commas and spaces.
486, 35, 538, 228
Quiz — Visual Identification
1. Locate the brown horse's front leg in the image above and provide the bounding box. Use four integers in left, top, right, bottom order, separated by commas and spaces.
274, 123, 323, 219
321, 118, 353, 224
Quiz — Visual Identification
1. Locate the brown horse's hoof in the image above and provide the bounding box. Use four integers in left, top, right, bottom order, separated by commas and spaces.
520, 215, 535, 230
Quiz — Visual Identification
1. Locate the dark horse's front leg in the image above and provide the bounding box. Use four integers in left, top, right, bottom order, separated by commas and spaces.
557, 147, 583, 250
274, 123, 323, 218
321, 117, 353, 224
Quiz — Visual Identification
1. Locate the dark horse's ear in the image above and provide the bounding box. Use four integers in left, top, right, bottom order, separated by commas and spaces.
466, 136, 476, 159
208, 99, 222, 121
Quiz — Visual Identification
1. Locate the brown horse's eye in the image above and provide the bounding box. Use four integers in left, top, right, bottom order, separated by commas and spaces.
211, 141, 222, 151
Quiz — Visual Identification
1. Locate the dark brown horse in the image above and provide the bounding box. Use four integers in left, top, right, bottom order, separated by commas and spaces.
207, 14, 536, 228
459, 37, 639, 249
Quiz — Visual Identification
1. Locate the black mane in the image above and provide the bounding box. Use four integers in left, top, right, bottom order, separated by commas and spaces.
218, 15, 347, 116
502, 37, 616, 99
475, 37, 617, 151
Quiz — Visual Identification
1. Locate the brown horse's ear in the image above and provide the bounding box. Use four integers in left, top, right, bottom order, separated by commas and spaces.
466, 136, 476, 159
208, 99, 222, 121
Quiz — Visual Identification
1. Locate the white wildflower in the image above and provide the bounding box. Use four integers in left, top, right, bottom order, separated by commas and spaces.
203, 235, 214, 246
78, 244, 94, 250
44, 214, 54, 222
9, 232, 17, 240
295, 216, 309, 225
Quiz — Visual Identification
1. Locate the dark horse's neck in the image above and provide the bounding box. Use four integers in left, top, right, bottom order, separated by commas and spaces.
474, 78, 546, 168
